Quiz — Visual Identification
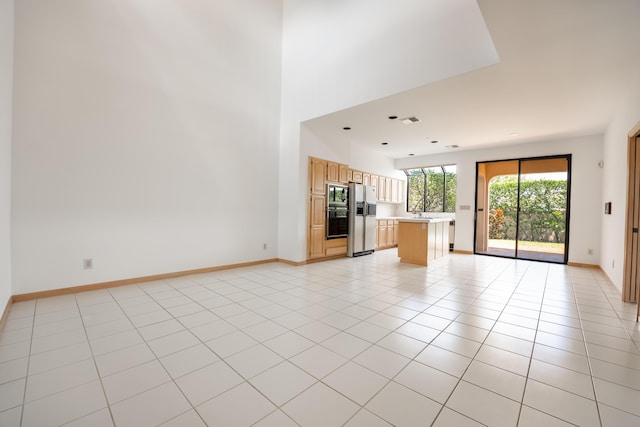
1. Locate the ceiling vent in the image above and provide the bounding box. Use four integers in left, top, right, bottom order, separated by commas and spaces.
400, 116, 420, 124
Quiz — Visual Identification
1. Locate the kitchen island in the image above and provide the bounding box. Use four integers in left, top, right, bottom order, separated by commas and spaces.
397, 218, 451, 266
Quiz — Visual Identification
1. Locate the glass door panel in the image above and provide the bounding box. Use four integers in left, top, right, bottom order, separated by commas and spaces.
517, 158, 568, 263
475, 160, 519, 258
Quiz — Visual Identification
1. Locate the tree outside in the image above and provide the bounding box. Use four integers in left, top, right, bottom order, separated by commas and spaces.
406, 166, 457, 213
488, 175, 567, 245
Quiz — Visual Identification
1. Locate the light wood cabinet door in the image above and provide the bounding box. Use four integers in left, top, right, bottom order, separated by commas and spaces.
339, 164, 349, 184
325, 237, 347, 256
386, 220, 395, 246
327, 161, 339, 183
377, 177, 386, 201
441, 222, 450, 256
391, 179, 399, 203
398, 222, 428, 266
385, 177, 393, 202
370, 175, 378, 189
396, 179, 405, 203
310, 158, 326, 195
377, 220, 387, 249
351, 170, 363, 183
393, 220, 399, 245
362, 173, 371, 186
309, 194, 326, 258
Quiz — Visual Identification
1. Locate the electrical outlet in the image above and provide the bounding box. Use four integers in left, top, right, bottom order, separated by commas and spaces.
612, 259, 615, 269
587, 248, 593, 255
263, 243, 267, 250
83, 258, 93, 270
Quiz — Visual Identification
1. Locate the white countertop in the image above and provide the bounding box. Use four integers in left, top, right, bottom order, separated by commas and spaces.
396, 217, 452, 223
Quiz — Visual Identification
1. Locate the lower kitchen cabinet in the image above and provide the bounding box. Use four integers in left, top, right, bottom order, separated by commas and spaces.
376, 220, 398, 250
325, 238, 347, 256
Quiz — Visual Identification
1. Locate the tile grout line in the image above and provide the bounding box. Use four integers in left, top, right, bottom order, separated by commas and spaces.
574, 268, 629, 427
17, 298, 37, 426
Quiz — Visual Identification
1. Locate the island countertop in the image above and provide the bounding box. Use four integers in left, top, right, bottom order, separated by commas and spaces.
396, 218, 452, 223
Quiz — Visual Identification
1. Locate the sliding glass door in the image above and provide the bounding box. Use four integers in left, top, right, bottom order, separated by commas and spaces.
474, 155, 570, 264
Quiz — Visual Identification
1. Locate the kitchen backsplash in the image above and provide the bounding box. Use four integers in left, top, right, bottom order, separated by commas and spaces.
375, 203, 396, 218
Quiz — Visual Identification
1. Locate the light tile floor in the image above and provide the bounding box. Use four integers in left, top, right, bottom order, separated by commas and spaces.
1, 250, 639, 426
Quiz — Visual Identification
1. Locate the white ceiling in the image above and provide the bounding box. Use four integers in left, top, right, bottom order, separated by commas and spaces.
302, 0, 640, 160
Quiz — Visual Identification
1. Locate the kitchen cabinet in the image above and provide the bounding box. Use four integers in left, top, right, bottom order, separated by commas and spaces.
397, 219, 450, 265
309, 194, 326, 258
339, 164, 349, 184
393, 220, 399, 245
362, 173, 371, 186
386, 221, 395, 247
377, 177, 386, 201
310, 158, 326, 195
385, 177, 393, 202
391, 179, 399, 203
325, 238, 347, 256
370, 175, 378, 189
327, 161, 339, 183
376, 219, 398, 250
376, 220, 388, 249
327, 161, 348, 184
397, 179, 406, 203
350, 169, 363, 183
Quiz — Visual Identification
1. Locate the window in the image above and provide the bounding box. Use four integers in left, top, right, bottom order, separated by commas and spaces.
404, 165, 457, 213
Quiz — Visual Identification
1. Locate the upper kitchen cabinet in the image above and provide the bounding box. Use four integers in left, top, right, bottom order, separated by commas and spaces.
310, 157, 327, 195
362, 173, 371, 186
377, 177, 386, 202
327, 161, 349, 184
349, 169, 363, 184
327, 161, 339, 183
377, 177, 404, 203
370, 175, 378, 189
384, 177, 393, 202
392, 178, 404, 203
339, 164, 349, 184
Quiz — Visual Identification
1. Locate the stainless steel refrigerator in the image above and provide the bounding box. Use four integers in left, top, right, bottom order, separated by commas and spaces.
347, 183, 377, 257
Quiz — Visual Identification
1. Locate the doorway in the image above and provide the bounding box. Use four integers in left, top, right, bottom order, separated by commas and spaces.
623, 122, 640, 310
474, 155, 571, 264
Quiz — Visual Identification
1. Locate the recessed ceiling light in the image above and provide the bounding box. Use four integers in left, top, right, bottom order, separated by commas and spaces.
388, 115, 398, 120
381, 142, 389, 145
343, 127, 351, 130
445, 145, 459, 149
510, 132, 519, 137
430, 140, 438, 144
408, 153, 415, 156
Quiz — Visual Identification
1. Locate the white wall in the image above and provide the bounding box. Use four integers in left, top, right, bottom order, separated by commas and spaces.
11, 0, 283, 294
396, 135, 604, 265
601, 84, 640, 292
278, 0, 498, 262
0, 0, 13, 308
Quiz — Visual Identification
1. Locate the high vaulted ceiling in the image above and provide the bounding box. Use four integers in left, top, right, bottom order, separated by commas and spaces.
302, 0, 640, 160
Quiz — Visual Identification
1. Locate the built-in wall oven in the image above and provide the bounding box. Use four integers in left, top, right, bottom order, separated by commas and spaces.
326, 184, 349, 239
